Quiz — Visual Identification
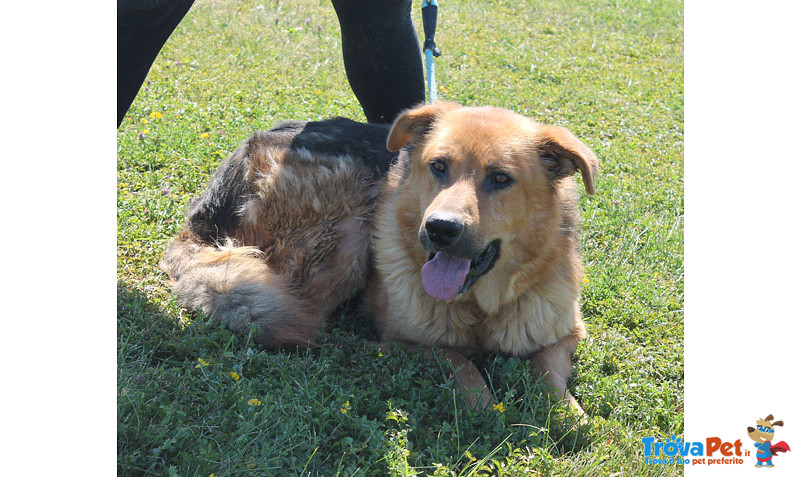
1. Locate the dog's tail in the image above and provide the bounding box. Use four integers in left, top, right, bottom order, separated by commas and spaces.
159, 233, 322, 347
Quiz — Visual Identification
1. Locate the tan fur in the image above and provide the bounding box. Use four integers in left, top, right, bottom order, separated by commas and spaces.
162, 103, 598, 410
368, 103, 597, 407
161, 141, 382, 348
163, 236, 318, 346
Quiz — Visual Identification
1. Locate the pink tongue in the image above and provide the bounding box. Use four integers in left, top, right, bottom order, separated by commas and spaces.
421, 252, 471, 300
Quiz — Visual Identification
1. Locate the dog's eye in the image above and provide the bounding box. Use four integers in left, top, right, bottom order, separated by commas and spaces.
486, 171, 515, 192
429, 159, 447, 180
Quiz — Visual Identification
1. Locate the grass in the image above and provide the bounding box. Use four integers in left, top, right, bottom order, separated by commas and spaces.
117, 0, 683, 474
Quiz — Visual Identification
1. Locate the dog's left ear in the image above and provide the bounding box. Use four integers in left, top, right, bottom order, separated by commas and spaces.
386, 101, 461, 151
537, 125, 599, 195
772, 420, 784, 427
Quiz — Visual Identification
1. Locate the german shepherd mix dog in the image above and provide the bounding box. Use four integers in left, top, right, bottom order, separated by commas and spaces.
161, 102, 598, 410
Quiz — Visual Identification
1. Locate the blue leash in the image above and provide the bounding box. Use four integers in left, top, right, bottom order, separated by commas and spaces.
421, 0, 441, 103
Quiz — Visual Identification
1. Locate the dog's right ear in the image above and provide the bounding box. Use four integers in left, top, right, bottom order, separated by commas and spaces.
386, 101, 461, 151
772, 420, 784, 427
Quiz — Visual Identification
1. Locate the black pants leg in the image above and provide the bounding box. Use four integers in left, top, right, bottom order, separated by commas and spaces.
117, 0, 195, 127
117, 0, 425, 126
331, 0, 426, 123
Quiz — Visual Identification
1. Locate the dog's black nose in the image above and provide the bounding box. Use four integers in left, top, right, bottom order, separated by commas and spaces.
425, 213, 464, 247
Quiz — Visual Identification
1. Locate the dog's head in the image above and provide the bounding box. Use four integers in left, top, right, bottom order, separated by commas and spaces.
748, 415, 783, 443
387, 102, 598, 308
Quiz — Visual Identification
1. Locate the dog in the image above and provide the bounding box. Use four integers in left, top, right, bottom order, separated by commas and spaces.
747, 415, 791, 467
161, 101, 598, 410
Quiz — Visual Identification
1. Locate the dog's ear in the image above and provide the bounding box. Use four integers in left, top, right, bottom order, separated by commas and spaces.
537, 125, 599, 195
772, 420, 784, 427
766, 414, 775, 421
386, 101, 461, 151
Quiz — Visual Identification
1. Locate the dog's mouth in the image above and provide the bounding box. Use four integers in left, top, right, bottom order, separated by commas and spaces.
421, 240, 501, 301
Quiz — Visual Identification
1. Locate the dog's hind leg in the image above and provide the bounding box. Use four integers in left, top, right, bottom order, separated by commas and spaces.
160, 235, 324, 347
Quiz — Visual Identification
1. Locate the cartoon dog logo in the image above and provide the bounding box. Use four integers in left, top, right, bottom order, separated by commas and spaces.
747, 414, 791, 468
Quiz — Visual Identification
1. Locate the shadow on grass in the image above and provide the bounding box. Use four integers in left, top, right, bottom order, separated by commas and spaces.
118, 284, 596, 475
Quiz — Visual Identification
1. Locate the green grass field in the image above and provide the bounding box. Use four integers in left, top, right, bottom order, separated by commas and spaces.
117, 0, 683, 474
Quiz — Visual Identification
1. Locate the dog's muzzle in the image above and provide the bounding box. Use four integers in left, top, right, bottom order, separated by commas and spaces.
419, 213, 501, 301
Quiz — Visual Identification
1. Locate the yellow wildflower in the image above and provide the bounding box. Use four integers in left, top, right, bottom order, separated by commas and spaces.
340, 400, 351, 414
228, 371, 240, 382
149, 111, 164, 119
247, 398, 262, 406
200, 132, 211, 139
195, 357, 210, 368
140, 118, 149, 125
492, 402, 506, 413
